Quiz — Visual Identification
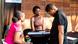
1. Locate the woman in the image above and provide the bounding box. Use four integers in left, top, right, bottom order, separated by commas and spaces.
31, 6, 44, 32
5, 11, 25, 44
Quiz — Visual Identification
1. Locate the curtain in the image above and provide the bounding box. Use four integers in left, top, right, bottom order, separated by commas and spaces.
0, 0, 4, 40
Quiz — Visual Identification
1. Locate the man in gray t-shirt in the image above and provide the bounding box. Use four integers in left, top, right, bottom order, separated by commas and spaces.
45, 4, 68, 44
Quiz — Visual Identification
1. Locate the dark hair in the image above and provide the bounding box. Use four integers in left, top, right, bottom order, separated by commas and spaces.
14, 11, 21, 20
45, 3, 54, 12
12, 17, 18, 23
32, 6, 40, 14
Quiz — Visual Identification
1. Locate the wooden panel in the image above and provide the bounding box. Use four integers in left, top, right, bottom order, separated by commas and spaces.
21, 0, 78, 32
21, 0, 78, 18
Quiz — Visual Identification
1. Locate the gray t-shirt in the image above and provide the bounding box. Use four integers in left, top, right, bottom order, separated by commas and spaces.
50, 10, 68, 44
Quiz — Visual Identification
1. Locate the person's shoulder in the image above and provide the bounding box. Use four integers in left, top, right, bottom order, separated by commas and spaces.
31, 16, 34, 21
57, 9, 66, 16
57, 9, 63, 14
57, 10, 67, 21
31, 15, 35, 19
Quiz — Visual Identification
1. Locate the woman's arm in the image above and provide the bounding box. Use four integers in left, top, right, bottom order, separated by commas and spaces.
42, 17, 45, 31
31, 17, 35, 31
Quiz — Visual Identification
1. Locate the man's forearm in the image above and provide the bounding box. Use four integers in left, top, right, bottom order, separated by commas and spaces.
59, 32, 64, 44
58, 25, 64, 44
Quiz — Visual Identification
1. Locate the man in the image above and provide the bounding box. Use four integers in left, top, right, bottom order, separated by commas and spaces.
31, 6, 44, 32
45, 4, 68, 44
